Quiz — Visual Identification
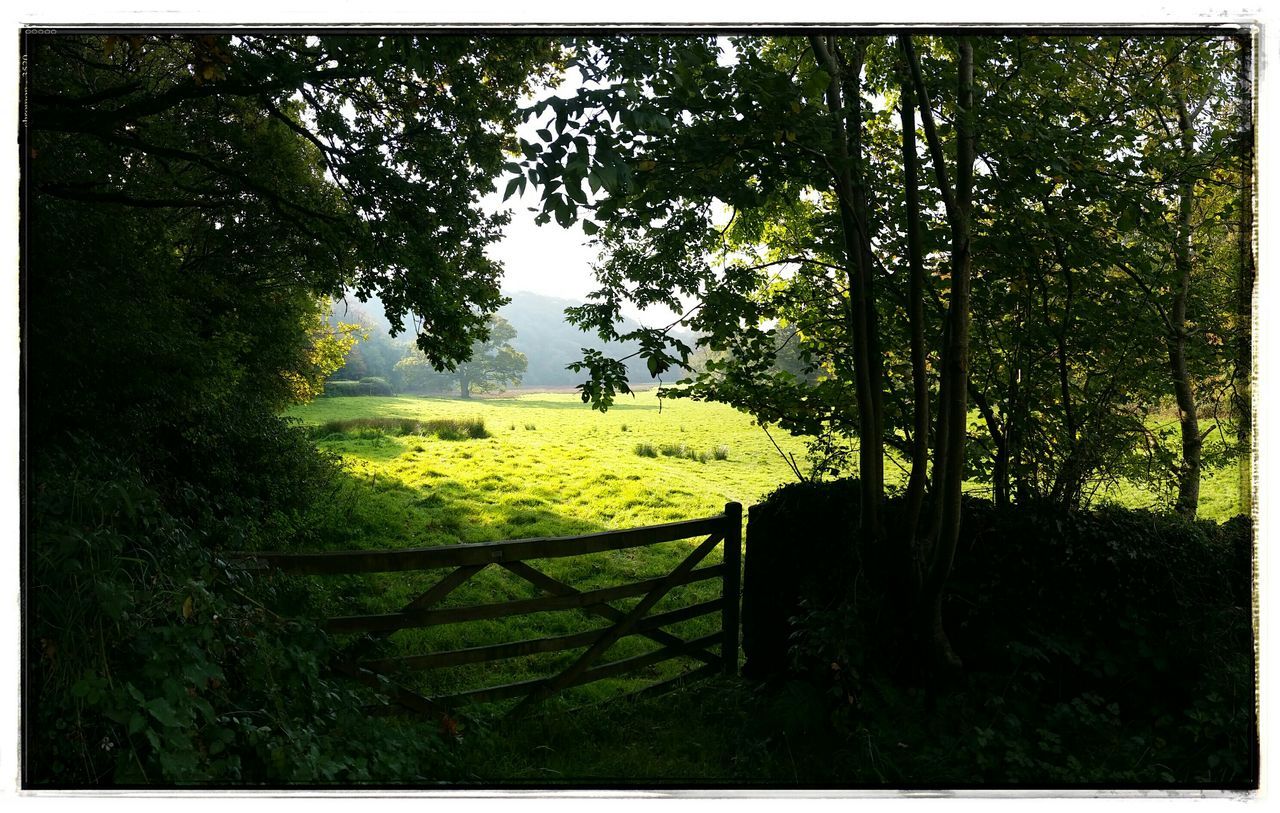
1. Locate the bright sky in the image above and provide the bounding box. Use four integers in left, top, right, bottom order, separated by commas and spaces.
480, 64, 612, 313
481, 178, 603, 308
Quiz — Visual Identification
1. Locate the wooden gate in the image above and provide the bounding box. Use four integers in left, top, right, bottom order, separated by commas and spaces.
233, 502, 742, 717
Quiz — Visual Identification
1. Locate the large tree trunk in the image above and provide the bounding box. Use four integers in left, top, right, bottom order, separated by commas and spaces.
459, 375, 471, 400
810, 35, 884, 537
1171, 94, 1201, 518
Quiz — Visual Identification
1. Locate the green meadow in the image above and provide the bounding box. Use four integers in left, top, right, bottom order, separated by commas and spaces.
282, 391, 1249, 716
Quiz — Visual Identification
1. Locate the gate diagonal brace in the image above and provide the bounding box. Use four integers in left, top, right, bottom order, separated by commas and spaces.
510, 532, 724, 716
499, 554, 720, 667
370, 563, 487, 640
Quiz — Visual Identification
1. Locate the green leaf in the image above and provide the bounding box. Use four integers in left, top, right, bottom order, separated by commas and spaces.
144, 697, 182, 728
554, 202, 574, 228
582, 220, 599, 236
502, 176, 522, 202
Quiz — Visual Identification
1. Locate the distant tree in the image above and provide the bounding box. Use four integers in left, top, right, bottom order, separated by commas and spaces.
396, 315, 527, 398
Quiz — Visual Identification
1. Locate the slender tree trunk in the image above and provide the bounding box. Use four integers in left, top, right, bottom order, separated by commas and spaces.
900, 54, 930, 558
1171, 94, 1201, 518
810, 35, 884, 537
905, 34, 976, 672
845, 42, 887, 517
1236, 41, 1254, 512
924, 38, 973, 671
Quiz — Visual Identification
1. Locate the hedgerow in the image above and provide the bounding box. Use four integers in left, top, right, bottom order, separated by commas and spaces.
28, 431, 457, 786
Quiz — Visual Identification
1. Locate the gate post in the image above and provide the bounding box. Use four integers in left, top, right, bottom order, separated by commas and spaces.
721, 501, 743, 675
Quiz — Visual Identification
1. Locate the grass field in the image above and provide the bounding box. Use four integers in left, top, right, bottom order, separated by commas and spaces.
280, 389, 1247, 782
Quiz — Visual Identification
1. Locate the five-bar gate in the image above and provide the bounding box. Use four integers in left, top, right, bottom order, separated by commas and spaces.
234, 502, 742, 716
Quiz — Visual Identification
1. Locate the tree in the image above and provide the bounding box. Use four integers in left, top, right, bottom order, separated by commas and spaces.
28, 34, 561, 376
512, 33, 983, 670
395, 315, 527, 398
1114, 38, 1247, 518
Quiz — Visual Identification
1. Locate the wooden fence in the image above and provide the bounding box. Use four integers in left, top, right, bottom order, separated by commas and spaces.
232, 502, 742, 717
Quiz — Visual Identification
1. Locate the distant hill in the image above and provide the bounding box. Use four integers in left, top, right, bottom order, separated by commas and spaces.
499, 291, 657, 388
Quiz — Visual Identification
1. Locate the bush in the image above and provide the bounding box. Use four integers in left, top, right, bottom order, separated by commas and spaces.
746, 480, 1255, 786
634, 442, 658, 458
311, 417, 488, 441
322, 380, 366, 397
322, 378, 393, 397
358, 376, 394, 396
713, 445, 730, 460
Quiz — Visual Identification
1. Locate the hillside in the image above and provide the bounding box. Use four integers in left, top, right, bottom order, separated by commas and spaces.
498, 290, 657, 387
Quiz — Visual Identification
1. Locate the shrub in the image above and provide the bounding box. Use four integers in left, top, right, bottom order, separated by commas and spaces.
713, 445, 730, 460
322, 379, 393, 397
310, 417, 488, 441
322, 380, 365, 397
524, 423, 536, 431
620, 423, 629, 432
358, 376, 394, 396
634, 443, 658, 458
28, 434, 457, 785
659, 443, 688, 458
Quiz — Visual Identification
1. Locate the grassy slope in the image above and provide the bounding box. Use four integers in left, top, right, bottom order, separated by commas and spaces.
283, 390, 1245, 783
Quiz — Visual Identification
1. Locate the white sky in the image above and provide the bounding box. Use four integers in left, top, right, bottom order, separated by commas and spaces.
483, 183, 602, 307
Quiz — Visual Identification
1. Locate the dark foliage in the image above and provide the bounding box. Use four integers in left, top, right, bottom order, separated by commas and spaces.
746, 480, 1255, 786
23, 32, 558, 785
27, 434, 458, 785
